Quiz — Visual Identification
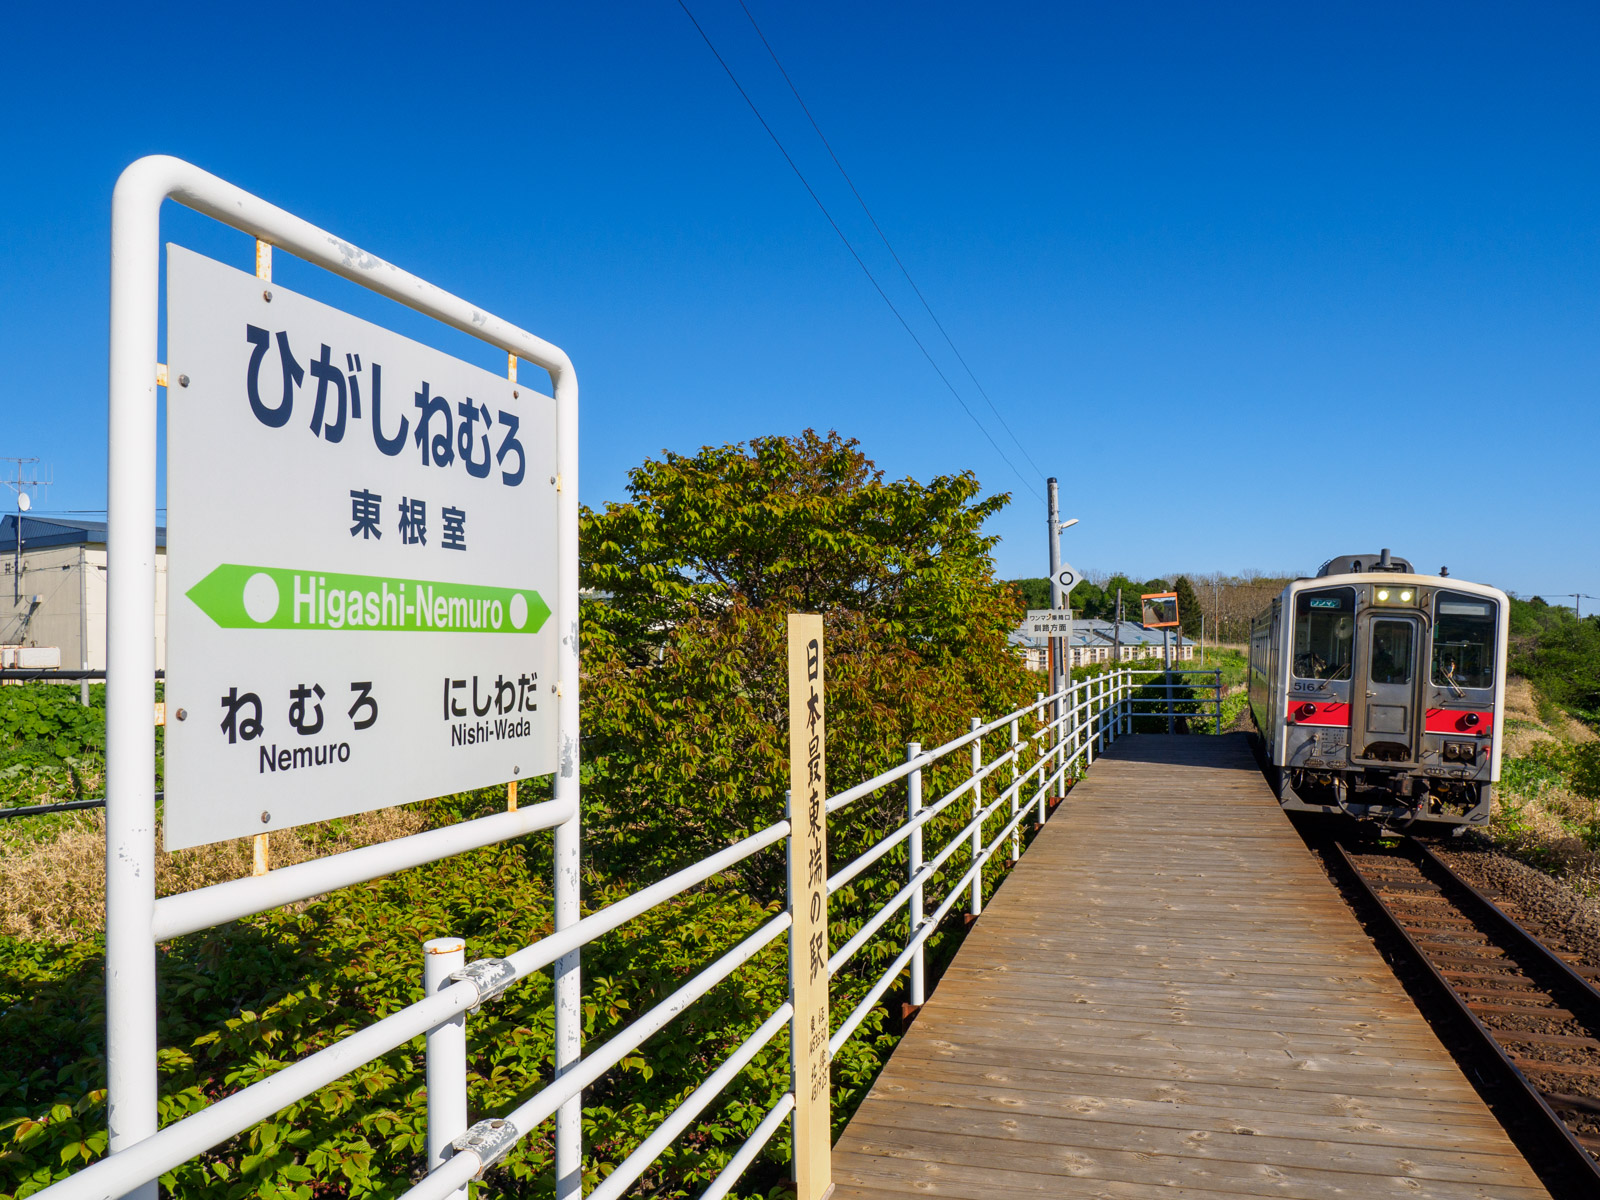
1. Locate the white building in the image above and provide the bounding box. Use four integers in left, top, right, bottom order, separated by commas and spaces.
0, 516, 168, 672
1012, 617, 1195, 672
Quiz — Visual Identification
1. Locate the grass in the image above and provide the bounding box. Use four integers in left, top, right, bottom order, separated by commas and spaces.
0, 804, 435, 941
1485, 677, 1600, 890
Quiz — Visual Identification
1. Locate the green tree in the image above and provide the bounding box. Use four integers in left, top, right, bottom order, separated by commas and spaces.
1009, 578, 1052, 610
580, 430, 1041, 894
1173, 576, 1203, 638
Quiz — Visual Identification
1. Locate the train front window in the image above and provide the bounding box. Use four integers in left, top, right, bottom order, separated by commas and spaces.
1433, 593, 1496, 691
1369, 620, 1414, 685
1293, 588, 1354, 680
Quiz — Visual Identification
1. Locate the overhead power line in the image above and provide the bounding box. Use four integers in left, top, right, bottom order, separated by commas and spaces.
674, 0, 1043, 502
735, 0, 1047, 485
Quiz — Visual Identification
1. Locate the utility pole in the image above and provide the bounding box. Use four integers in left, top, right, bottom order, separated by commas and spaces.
1046, 478, 1066, 702
2, 459, 47, 607
1113, 588, 1123, 665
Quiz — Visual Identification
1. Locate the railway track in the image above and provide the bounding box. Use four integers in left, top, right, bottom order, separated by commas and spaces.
1336, 837, 1600, 1190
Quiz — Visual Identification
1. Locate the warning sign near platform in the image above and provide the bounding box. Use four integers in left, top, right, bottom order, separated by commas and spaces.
163, 246, 558, 849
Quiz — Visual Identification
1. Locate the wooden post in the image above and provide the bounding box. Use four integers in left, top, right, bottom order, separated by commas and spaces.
507, 779, 519, 812
787, 614, 831, 1200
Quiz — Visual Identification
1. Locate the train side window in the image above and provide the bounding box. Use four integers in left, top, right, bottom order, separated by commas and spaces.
1433, 592, 1496, 690
1292, 588, 1354, 680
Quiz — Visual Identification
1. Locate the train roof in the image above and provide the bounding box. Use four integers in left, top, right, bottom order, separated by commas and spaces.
1316, 551, 1412, 576
1286, 572, 1508, 605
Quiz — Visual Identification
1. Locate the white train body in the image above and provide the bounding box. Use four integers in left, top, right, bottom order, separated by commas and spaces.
1248, 551, 1508, 832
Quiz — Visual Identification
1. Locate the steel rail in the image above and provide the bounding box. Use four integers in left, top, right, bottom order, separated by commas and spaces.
1334, 843, 1600, 1189
1412, 842, 1600, 1015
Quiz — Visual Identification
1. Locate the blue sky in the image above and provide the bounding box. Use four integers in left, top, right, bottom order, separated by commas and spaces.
2, 1, 1595, 600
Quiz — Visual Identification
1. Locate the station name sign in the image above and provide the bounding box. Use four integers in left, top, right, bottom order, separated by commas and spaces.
163, 246, 558, 849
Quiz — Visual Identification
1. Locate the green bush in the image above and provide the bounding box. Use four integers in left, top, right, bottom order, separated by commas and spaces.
3, 431, 1051, 1199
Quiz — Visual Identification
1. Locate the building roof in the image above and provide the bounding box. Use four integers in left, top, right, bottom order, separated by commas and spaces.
1011, 618, 1193, 649
0, 515, 167, 549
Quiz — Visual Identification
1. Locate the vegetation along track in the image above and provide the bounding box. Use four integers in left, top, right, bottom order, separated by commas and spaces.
1336, 837, 1600, 1189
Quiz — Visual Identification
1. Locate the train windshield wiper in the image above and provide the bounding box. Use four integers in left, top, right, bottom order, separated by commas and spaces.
1443, 665, 1466, 699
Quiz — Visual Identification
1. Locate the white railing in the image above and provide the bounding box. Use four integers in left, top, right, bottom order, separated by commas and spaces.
38, 665, 1229, 1200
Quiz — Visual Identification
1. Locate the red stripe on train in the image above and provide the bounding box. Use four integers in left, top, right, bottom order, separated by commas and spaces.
1288, 702, 1349, 726
1425, 709, 1494, 734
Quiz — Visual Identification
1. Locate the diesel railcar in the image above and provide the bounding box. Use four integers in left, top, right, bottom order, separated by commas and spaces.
1248, 551, 1508, 832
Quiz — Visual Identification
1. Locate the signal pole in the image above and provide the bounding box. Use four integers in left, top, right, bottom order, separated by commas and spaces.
1047, 478, 1065, 702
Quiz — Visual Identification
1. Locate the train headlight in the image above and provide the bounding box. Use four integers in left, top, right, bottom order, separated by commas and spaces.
1373, 587, 1416, 606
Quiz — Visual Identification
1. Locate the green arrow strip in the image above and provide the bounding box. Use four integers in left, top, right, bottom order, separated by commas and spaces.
187, 563, 551, 634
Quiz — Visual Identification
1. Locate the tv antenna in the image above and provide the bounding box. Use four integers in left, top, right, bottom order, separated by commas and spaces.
3, 458, 49, 605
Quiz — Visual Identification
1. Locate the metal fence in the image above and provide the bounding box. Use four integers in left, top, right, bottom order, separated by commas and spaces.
34, 666, 1222, 1200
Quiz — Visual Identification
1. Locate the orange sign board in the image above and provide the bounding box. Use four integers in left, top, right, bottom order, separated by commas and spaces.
1141, 591, 1180, 628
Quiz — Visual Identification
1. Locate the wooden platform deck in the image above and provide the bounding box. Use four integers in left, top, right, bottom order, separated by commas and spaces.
831, 733, 1550, 1199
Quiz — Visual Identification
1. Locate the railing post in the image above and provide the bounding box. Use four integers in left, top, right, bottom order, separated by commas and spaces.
1035, 693, 1048, 823
424, 936, 468, 1200
1065, 681, 1077, 781
969, 716, 983, 918
1215, 667, 1223, 734
1107, 672, 1120, 748
1085, 679, 1095, 767
906, 742, 925, 1007
1166, 667, 1175, 736
1009, 718, 1021, 862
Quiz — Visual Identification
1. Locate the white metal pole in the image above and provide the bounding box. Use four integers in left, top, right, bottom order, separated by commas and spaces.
1008, 719, 1020, 862
969, 717, 983, 918
78, 545, 90, 706
106, 157, 163, 1200
1034, 693, 1047, 824
1085, 679, 1094, 766
1046, 479, 1063, 703
424, 937, 468, 1200
1165, 630, 1174, 735
551, 352, 583, 1200
906, 743, 924, 1008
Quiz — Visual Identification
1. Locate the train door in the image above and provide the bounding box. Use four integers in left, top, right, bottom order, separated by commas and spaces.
1351, 611, 1423, 765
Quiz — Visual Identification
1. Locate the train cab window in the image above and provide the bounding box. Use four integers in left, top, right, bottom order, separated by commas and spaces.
1292, 588, 1354, 680
1369, 620, 1414, 685
1433, 593, 1496, 691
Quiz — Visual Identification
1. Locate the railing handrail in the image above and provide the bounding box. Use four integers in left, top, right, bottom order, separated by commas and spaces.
40, 664, 1224, 1200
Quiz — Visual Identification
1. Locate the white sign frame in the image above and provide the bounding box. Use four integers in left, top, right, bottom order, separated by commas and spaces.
104, 156, 582, 1190
163, 246, 560, 848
